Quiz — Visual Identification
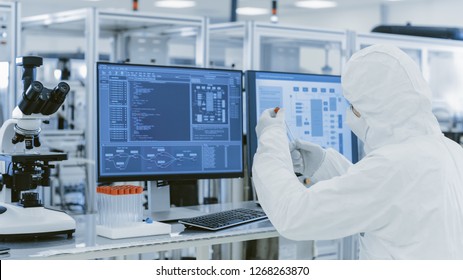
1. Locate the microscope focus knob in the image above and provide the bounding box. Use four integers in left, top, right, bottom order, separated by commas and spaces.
33, 136, 41, 147
24, 137, 34, 150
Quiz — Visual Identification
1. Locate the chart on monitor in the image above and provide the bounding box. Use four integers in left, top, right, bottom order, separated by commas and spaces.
246, 70, 358, 172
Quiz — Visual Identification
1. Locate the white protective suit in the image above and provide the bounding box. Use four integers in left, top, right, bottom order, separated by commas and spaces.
252, 44, 463, 259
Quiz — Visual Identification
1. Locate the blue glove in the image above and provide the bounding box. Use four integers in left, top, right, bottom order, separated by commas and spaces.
256, 108, 286, 139
290, 139, 326, 177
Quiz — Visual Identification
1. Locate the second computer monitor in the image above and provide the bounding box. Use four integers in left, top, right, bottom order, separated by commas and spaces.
246, 70, 358, 172
97, 63, 243, 182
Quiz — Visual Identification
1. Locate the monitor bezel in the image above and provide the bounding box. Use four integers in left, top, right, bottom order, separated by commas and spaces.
96, 62, 244, 183
246, 70, 359, 177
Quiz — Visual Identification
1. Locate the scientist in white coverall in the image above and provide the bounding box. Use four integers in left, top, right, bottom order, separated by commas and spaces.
252, 44, 463, 259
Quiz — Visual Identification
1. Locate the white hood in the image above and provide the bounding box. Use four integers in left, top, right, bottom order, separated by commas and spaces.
341, 44, 442, 150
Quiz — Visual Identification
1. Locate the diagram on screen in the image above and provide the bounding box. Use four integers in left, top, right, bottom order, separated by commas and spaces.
257, 80, 350, 155
285, 88, 348, 153
192, 83, 228, 124
103, 145, 201, 173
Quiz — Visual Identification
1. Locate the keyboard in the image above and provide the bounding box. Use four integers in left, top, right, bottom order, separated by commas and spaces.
178, 208, 268, 231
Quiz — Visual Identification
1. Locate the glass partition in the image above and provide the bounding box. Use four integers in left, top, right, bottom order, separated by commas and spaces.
209, 22, 347, 74
428, 50, 463, 134
0, 2, 19, 123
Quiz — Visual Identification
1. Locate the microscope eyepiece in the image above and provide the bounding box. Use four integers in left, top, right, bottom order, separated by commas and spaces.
18, 81, 44, 115
40, 82, 70, 115
17, 81, 70, 116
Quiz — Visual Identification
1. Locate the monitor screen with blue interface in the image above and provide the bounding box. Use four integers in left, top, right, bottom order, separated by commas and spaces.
97, 63, 243, 181
247, 71, 358, 173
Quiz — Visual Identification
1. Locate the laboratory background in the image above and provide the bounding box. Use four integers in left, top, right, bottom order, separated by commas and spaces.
0, 0, 462, 260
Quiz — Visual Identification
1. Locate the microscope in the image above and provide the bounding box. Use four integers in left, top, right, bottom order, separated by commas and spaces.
0, 56, 76, 239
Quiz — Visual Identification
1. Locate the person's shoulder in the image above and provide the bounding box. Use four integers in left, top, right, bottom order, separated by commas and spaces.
361, 143, 411, 166
368, 137, 442, 165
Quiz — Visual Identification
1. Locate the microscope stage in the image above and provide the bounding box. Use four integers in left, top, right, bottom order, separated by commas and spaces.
0, 152, 67, 162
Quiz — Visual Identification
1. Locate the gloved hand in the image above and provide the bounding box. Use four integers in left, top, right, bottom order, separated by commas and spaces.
256, 108, 286, 138
290, 139, 326, 177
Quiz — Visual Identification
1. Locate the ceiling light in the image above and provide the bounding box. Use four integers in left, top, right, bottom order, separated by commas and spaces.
155, 0, 196, 9
236, 7, 269, 16
295, 1, 338, 9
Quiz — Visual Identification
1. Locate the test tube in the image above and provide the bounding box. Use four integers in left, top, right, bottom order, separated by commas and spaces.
136, 186, 143, 222
97, 186, 102, 225
274, 107, 296, 142
110, 187, 118, 227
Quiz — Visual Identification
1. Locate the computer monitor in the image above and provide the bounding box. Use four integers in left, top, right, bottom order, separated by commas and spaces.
96, 62, 243, 182
246, 70, 358, 174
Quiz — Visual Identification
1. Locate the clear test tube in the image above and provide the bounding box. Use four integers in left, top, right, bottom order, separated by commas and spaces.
123, 186, 130, 226
104, 186, 110, 226
274, 107, 296, 142
136, 186, 143, 222
130, 185, 137, 223
120, 187, 125, 225
110, 187, 118, 228
117, 187, 125, 227
104, 187, 109, 227
97, 186, 106, 226
112, 186, 118, 227
106, 187, 111, 227
98, 187, 105, 226
133, 187, 138, 223
96, 186, 101, 225
118, 186, 124, 226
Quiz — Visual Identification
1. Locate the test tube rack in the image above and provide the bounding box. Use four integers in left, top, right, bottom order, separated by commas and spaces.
96, 185, 170, 239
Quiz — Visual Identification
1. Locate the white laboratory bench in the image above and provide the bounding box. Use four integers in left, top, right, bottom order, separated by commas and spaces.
0, 201, 279, 260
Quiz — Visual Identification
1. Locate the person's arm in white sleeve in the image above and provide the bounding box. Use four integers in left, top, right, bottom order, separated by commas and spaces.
311, 148, 353, 182
253, 109, 313, 235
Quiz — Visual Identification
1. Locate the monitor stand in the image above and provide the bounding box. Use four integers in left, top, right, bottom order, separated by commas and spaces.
147, 181, 205, 222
